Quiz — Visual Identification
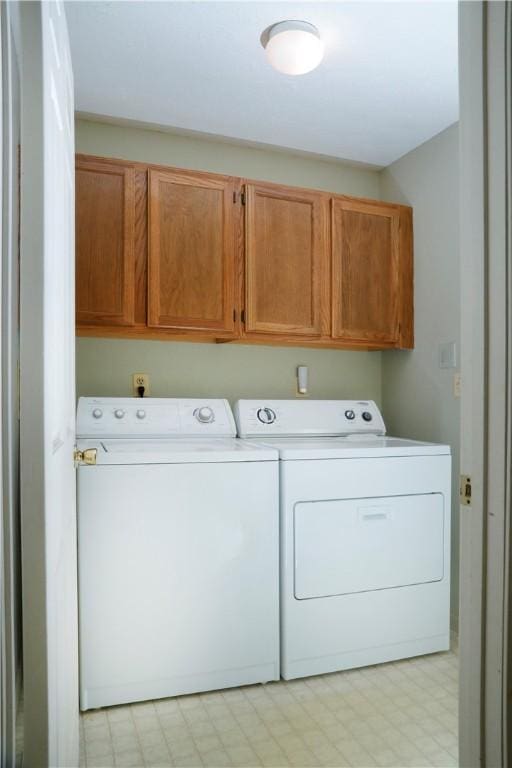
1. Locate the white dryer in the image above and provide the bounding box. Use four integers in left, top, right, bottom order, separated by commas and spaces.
235, 399, 451, 681
76, 397, 279, 710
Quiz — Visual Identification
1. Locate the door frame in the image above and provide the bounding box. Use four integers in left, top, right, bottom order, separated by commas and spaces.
19, 1, 78, 765
459, 2, 512, 765
0, 2, 21, 765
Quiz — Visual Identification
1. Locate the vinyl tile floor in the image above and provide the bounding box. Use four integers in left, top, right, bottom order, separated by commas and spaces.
79, 650, 458, 768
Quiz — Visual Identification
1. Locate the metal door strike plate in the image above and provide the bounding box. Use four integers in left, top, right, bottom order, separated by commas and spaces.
460, 474, 472, 506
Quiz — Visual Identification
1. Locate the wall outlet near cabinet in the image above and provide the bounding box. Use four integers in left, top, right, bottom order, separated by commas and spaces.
132, 373, 150, 397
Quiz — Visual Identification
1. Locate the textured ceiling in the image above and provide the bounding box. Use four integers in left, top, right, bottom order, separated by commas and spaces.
65, 1, 459, 167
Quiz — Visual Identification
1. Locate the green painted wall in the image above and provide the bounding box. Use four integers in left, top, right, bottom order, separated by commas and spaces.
75, 118, 380, 196
77, 338, 381, 405
75, 118, 383, 404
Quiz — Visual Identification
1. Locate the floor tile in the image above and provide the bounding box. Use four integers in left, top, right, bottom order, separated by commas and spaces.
86, 755, 115, 768
141, 742, 173, 766
200, 747, 232, 766
85, 737, 114, 760
114, 749, 145, 767
80, 649, 459, 768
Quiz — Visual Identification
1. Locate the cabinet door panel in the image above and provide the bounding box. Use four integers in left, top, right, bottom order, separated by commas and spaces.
148, 169, 236, 333
332, 199, 400, 343
245, 184, 329, 337
76, 159, 136, 326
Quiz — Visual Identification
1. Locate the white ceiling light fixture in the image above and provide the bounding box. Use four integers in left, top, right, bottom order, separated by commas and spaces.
262, 20, 324, 76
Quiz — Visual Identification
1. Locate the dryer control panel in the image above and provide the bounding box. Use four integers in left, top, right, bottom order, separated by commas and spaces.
77, 398, 236, 438
234, 400, 386, 438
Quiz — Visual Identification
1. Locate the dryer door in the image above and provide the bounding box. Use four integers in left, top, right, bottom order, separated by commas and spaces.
294, 493, 444, 599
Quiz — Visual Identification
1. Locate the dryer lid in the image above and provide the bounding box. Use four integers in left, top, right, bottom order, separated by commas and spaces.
246, 435, 451, 460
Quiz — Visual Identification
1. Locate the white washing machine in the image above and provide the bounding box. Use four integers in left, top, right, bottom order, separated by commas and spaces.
234, 399, 451, 681
76, 397, 279, 710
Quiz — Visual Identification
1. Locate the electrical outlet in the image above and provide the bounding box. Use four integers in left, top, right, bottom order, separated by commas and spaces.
132, 373, 150, 397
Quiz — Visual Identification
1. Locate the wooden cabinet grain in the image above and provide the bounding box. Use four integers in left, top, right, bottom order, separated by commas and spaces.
244, 182, 329, 339
147, 168, 237, 335
331, 198, 413, 348
75, 156, 136, 327
75, 154, 414, 350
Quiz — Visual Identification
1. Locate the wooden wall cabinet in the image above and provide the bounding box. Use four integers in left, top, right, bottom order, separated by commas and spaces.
75, 157, 137, 327
75, 154, 414, 350
244, 183, 329, 339
331, 198, 413, 347
147, 168, 237, 336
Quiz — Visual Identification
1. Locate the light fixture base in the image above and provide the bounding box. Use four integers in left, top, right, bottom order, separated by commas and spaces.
261, 19, 324, 76
261, 20, 320, 48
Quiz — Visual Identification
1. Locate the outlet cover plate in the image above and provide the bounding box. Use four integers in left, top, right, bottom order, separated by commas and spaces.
132, 373, 150, 397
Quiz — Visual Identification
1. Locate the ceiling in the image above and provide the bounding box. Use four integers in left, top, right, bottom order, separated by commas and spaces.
65, 1, 459, 168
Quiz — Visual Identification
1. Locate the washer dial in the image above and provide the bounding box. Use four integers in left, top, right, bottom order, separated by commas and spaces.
194, 406, 215, 424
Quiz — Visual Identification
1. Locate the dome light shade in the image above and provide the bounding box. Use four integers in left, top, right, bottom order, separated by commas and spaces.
263, 21, 324, 76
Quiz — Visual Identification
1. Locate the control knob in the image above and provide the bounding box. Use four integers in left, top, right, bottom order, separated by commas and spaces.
194, 406, 215, 424
114, 409, 125, 419
136, 410, 146, 420
92, 408, 103, 419
257, 407, 277, 425
362, 411, 373, 422
344, 409, 355, 421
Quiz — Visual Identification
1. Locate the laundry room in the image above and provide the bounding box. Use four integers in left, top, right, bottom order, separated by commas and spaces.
74, 2, 459, 766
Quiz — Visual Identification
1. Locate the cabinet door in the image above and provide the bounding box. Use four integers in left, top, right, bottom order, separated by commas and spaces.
148, 169, 237, 334
331, 198, 401, 344
245, 183, 329, 338
76, 157, 136, 326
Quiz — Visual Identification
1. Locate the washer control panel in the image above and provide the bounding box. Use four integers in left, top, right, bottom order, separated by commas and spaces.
77, 398, 236, 438
257, 407, 277, 425
234, 400, 386, 438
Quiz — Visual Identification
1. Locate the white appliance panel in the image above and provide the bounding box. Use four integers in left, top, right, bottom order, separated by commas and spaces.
294, 493, 444, 599
77, 397, 236, 438
280, 454, 452, 679
253, 436, 450, 460
283, 454, 452, 500
78, 461, 279, 709
234, 399, 386, 438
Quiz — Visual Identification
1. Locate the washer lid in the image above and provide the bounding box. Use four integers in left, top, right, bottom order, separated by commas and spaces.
76, 438, 278, 465
248, 435, 451, 460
